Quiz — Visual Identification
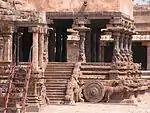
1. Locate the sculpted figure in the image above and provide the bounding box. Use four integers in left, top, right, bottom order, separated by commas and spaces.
104, 85, 131, 102
40, 84, 49, 105
0, 0, 11, 9
65, 79, 84, 104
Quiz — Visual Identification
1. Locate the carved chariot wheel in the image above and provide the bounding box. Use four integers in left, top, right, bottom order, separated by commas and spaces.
83, 81, 105, 103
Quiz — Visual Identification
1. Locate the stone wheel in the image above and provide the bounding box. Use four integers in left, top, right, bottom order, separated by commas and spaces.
83, 81, 105, 103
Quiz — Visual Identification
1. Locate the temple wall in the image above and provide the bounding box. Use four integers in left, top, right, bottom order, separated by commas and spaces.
19, 0, 133, 19
119, 0, 133, 19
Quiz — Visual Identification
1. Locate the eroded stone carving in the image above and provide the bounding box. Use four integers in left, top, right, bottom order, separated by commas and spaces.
39, 83, 49, 105
65, 62, 84, 104
104, 85, 131, 102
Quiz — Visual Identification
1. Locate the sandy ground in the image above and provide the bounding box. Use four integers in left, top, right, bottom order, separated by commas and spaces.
29, 93, 150, 113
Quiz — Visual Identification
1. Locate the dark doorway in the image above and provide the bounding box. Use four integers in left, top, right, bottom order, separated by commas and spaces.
104, 42, 114, 62
12, 27, 33, 63
132, 42, 147, 70
86, 19, 109, 62
48, 19, 73, 62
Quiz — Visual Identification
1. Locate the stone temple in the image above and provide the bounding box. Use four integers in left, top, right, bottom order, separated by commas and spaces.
0, 0, 149, 113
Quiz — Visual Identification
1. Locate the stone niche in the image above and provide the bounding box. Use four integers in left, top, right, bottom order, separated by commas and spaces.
22, 0, 133, 19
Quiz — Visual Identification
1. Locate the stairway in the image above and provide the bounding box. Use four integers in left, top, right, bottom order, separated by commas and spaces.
80, 62, 111, 82
44, 62, 74, 104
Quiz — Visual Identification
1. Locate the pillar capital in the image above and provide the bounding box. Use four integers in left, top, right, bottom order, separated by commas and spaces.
74, 17, 90, 26
29, 26, 39, 33
112, 32, 120, 38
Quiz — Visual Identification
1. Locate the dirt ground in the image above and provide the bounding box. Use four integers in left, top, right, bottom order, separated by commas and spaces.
30, 93, 150, 113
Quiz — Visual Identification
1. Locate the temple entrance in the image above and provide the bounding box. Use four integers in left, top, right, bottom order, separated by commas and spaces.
104, 42, 114, 62
48, 19, 73, 62
132, 42, 147, 70
12, 27, 33, 63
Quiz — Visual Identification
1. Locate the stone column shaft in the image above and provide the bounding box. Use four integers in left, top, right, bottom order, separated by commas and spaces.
38, 32, 44, 69
3, 34, 12, 61
32, 27, 39, 72
79, 31, 86, 62
128, 37, 132, 53
113, 32, 120, 52
119, 34, 124, 52
124, 35, 129, 52
0, 46, 3, 60
91, 28, 97, 62
112, 32, 120, 63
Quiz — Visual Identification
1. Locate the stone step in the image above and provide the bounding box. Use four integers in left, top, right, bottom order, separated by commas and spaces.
46, 87, 66, 90
80, 66, 111, 70
44, 75, 71, 79
47, 95, 65, 99
45, 84, 67, 88
81, 62, 111, 66
46, 88, 66, 92
45, 68, 73, 71
81, 71, 109, 75
80, 75, 106, 79
45, 80, 68, 84
49, 100, 65, 104
47, 63, 74, 67
45, 79, 68, 83
46, 91, 66, 95
44, 71, 72, 74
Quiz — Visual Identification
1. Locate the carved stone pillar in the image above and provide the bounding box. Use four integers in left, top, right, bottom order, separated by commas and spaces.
119, 33, 124, 53
128, 35, 133, 62
3, 34, 12, 61
38, 28, 44, 69
48, 28, 55, 62
112, 32, 120, 64
0, 41, 3, 60
91, 28, 97, 62
109, 31, 120, 79
74, 25, 90, 62
100, 42, 107, 62
124, 34, 129, 53
85, 30, 91, 62
44, 30, 49, 62
32, 27, 39, 72
96, 30, 100, 62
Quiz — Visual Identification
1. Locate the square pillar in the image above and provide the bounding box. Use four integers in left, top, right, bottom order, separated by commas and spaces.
32, 27, 39, 72
2, 24, 13, 62
67, 30, 80, 62
38, 28, 44, 69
